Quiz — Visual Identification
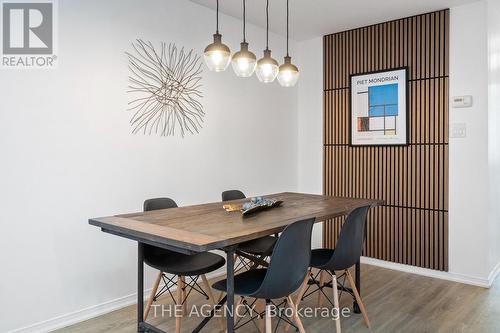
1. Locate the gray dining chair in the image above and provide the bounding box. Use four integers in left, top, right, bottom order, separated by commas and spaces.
213, 217, 315, 333
142, 198, 225, 332
291, 205, 372, 333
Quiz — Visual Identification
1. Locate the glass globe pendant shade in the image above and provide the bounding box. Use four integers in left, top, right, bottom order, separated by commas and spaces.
231, 42, 257, 77
256, 49, 279, 83
204, 33, 231, 72
277, 56, 300, 87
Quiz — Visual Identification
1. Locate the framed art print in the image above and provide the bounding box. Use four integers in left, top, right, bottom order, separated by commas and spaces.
349, 67, 409, 146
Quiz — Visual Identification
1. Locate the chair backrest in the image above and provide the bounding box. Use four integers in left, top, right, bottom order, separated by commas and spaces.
142, 198, 179, 264
250, 217, 315, 300
144, 198, 178, 211
326, 205, 370, 271
221, 190, 246, 201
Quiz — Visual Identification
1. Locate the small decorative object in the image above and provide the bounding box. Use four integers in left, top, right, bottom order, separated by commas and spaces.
126, 40, 204, 137
222, 204, 242, 212
350, 67, 408, 146
241, 197, 283, 215
223, 197, 283, 216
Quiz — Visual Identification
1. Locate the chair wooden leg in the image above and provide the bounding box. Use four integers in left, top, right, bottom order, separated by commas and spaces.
287, 296, 306, 333
295, 270, 312, 306
332, 273, 341, 333
317, 270, 326, 308
201, 274, 225, 331
285, 271, 310, 331
234, 296, 244, 326
218, 291, 224, 303
176, 275, 183, 333
265, 302, 272, 333
180, 276, 188, 315
233, 254, 239, 269
345, 269, 371, 329
255, 299, 266, 333
235, 254, 250, 272
144, 271, 163, 320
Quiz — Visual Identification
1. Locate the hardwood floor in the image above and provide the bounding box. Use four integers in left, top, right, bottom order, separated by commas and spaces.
55, 264, 500, 333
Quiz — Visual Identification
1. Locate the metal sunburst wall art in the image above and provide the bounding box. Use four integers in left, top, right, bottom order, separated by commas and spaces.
126, 40, 204, 137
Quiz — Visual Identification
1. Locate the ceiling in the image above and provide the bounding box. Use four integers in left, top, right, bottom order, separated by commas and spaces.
189, 0, 478, 41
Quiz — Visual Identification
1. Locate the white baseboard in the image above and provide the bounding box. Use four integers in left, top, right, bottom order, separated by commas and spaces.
360, 256, 493, 288
7, 288, 153, 333
487, 260, 500, 286
6, 269, 226, 333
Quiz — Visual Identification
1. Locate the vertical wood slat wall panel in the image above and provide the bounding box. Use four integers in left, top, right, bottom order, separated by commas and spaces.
322, 10, 449, 271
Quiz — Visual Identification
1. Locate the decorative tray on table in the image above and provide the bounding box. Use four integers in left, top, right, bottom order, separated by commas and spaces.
223, 197, 283, 216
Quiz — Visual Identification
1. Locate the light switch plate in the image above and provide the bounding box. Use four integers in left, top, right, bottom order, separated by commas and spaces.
450, 123, 467, 138
452, 95, 473, 108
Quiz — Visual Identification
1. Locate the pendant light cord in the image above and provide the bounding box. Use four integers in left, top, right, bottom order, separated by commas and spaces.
216, 0, 219, 34
243, 0, 246, 42
286, 0, 289, 56
266, 0, 269, 50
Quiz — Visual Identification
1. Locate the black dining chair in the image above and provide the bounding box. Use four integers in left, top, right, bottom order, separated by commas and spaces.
221, 190, 277, 271
212, 217, 315, 333
142, 198, 226, 332
292, 205, 372, 333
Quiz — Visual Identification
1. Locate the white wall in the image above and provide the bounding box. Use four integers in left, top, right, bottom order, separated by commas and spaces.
449, 0, 500, 282
448, 0, 491, 280
0, 0, 298, 332
295, 0, 500, 285
296, 37, 323, 248
487, 0, 500, 273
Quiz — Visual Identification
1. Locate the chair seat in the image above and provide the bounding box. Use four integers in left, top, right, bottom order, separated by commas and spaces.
144, 246, 226, 276
310, 248, 335, 269
212, 269, 268, 296
238, 236, 277, 255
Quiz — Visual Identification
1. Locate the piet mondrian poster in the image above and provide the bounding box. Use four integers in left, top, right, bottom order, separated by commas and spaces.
350, 68, 408, 146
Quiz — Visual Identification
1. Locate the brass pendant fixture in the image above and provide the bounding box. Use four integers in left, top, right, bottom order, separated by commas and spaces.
277, 0, 299, 87
204, 0, 231, 72
204, 0, 298, 86
232, 0, 257, 77
255, 0, 279, 83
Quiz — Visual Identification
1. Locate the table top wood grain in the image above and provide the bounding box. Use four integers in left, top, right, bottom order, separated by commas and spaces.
89, 192, 383, 253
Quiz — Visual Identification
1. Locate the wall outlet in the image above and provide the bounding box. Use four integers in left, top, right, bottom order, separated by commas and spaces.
450, 123, 467, 138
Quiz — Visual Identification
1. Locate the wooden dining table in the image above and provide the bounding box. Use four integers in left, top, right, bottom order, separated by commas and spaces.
89, 192, 383, 333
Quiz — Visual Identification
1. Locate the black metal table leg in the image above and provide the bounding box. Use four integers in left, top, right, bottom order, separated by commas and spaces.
137, 243, 170, 333
225, 248, 235, 333
138, 242, 145, 332
353, 260, 361, 314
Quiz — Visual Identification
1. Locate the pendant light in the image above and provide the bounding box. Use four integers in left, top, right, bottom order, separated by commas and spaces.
277, 0, 299, 87
255, 0, 279, 83
204, 0, 231, 72
232, 0, 257, 77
